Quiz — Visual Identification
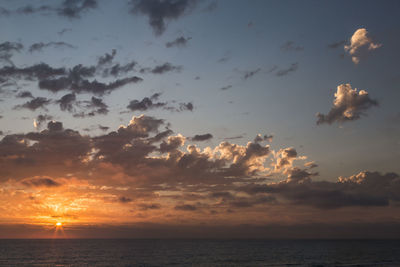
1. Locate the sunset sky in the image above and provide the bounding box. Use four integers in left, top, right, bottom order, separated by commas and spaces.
0, 0, 400, 238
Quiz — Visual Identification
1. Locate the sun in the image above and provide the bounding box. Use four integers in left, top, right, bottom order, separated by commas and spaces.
56, 222, 62, 227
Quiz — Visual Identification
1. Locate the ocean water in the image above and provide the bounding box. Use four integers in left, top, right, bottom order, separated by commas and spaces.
0, 239, 400, 266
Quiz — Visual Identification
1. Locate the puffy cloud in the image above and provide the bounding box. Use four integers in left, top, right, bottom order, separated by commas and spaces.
344, 28, 382, 64
165, 36, 191, 48
130, 0, 196, 36
1, 113, 399, 230
316, 83, 378, 125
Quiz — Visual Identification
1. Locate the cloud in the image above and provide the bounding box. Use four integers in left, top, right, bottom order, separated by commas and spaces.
0, 41, 24, 66
0, 63, 66, 80
140, 63, 182, 74
280, 41, 304, 52
178, 102, 193, 111
118, 196, 133, 203
130, 0, 196, 36
165, 36, 191, 48
57, 93, 77, 112
175, 204, 197, 211
33, 114, 53, 130
344, 28, 382, 64
29, 42, 76, 53
16, 91, 34, 99
15, 97, 52, 111
58, 28, 72, 36
127, 93, 166, 111
58, 0, 98, 19
191, 133, 213, 141
220, 85, 232, 91
260, 171, 399, 209
97, 49, 117, 66
276, 63, 298, 76
21, 177, 61, 187
1, 113, 399, 230
243, 68, 261, 80
254, 134, 273, 143
328, 40, 345, 49
316, 83, 378, 125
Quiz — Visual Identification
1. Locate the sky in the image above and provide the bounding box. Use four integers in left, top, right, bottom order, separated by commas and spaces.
0, 0, 399, 239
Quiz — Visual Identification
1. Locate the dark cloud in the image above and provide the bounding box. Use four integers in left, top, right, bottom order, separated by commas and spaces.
179, 102, 193, 111
21, 177, 61, 187
130, 0, 196, 36
57, 93, 76, 112
39, 73, 142, 95
118, 196, 133, 203
127, 93, 166, 111
74, 97, 109, 117
0, 41, 23, 53
316, 83, 378, 125
0, 41, 24, 66
16, 91, 34, 99
191, 133, 213, 141
58, 28, 72, 36
97, 49, 117, 66
15, 97, 51, 111
138, 203, 161, 210
0, 63, 66, 80
98, 125, 110, 131
220, 85, 232, 91
202, 0, 217, 12
280, 41, 304, 52
175, 204, 197, 211
328, 40, 345, 49
58, 0, 98, 19
15, 5, 52, 15
29, 42, 76, 53
243, 68, 261, 80
104, 62, 137, 77
140, 63, 182, 74
165, 36, 191, 48
276, 63, 298, 77
34, 114, 53, 130
224, 135, 244, 140
87, 96, 109, 115
254, 134, 273, 143
263, 171, 399, 209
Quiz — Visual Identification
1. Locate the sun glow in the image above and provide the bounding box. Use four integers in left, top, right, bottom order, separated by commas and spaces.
56, 222, 62, 227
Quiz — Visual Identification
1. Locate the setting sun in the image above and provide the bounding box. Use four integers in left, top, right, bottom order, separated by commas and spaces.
56, 222, 62, 227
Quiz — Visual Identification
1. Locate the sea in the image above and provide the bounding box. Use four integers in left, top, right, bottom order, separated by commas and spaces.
0, 239, 400, 266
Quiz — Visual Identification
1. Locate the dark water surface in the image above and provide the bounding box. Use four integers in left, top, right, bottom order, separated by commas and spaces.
0, 239, 400, 266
